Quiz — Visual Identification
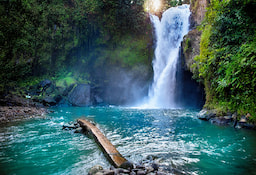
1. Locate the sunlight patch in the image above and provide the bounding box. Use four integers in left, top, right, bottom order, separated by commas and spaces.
144, 0, 163, 13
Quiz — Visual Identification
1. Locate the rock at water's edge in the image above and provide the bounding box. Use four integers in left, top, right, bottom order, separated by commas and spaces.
210, 116, 232, 125
119, 161, 134, 170
198, 109, 256, 130
68, 84, 91, 106
88, 165, 103, 175
42, 96, 56, 106
197, 109, 216, 121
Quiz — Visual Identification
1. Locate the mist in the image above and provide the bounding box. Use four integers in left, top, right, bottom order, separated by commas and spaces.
96, 64, 152, 106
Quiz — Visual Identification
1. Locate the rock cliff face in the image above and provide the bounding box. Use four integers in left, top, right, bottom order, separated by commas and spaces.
182, 29, 202, 71
182, 0, 209, 71
190, 0, 208, 27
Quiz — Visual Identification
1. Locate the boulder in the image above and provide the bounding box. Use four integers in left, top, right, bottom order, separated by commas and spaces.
101, 170, 114, 175
210, 117, 232, 125
146, 166, 154, 173
28, 85, 41, 95
42, 96, 56, 106
54, 95, 63, 104
74, 127, 83, 133
114, 168, 130, 174
39, 79, 53, 93
44, 85, 55, 95
197, 109, 216, 121
135, 164, 145, 170
94, 173, 103, 175
62, 125, 76, 130
238, 116, 256, 129
129, 171, 136, 175
88, 165, 103, 175
68, 84, 91, 106
63, 84, 75, 96
239, 123, 256, 129
119, 161, 134, 170
239, 116, 247, 123
39, 79, 52, 88
137, 170, 146, 175
151, 162, 159, 171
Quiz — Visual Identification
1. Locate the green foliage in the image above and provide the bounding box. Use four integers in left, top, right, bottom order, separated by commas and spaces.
167, 0, 189, 7
17, 76, 48, 88
89, 34, 152, 69
56, 76, 76, 88
193, 0, 256, 120
168, 0, 179, 7
0, 0, 153, 89
52, 71, 90, 88
184, 38, 191, 53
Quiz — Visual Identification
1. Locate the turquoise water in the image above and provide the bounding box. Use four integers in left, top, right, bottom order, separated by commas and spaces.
0, 106, 256, 174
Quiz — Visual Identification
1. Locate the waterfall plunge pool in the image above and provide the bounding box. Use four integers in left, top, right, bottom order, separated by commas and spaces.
0, 106, 256, 174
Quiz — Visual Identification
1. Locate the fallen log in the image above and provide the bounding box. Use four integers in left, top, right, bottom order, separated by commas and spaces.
77, 119, 127, 168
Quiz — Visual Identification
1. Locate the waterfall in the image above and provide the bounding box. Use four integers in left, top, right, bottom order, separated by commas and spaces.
145, 4, 191, 108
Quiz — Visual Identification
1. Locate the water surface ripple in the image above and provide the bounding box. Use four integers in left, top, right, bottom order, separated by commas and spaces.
0, 107, 256, 174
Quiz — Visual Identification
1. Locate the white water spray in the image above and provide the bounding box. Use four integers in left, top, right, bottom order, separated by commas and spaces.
143, 5, 190, 108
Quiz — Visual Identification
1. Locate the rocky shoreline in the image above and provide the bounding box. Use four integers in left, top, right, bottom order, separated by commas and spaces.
0, 106, 48, 124
0, 90, 49, 124
88, 162, 170, 175
87, 158, 185, 175
197, 109, 256, 129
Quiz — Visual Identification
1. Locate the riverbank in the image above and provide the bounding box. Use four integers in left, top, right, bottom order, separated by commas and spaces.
0, 106, 48, 124
0, 92, 48, 124
197, 109, 256, 130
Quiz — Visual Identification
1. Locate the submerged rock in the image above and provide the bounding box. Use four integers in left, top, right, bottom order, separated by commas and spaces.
62, 125, 76, 130
62, 121, 82, 132
151, 162, 159, 171
172, 168, 186, 175
74, 127, 83, 133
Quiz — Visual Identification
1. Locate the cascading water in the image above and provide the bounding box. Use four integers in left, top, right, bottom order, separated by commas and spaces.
145, 4, 191, 108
